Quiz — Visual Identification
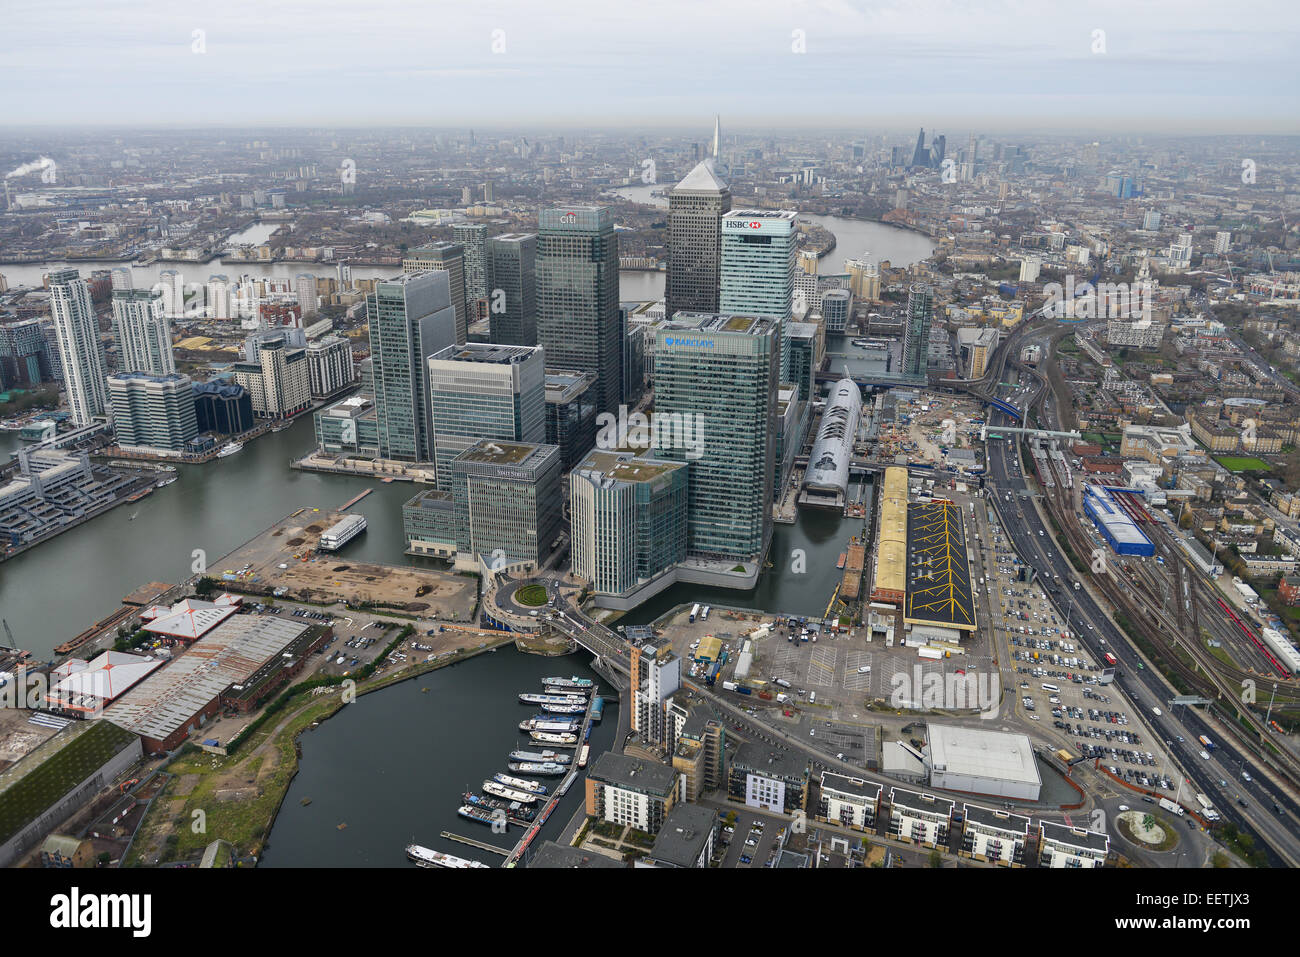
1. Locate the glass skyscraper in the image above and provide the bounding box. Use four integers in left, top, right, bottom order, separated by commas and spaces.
403, 242, 468, 344
426, 342, 546, 490
537, 206, 622, 415
453, 223, 490, 304
653, 313, 779, 561
487, 232, 537, 346
719, 210, 797, 382
48, 268, 110, 427
904, 283, 933, 380
367, 272, 457, 462
666, 159, 730, 318
569, 450, 689, 597
451, 440, 563, 570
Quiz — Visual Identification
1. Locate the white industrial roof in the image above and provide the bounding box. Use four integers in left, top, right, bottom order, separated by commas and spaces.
48, 651, 164, 708
141, 595, 241, 640
927, 723, 1042, 788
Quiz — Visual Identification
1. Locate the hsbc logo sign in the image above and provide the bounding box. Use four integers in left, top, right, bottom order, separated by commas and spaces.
725, 219, 763, 230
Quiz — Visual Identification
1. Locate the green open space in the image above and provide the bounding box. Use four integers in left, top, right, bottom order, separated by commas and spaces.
515, 584, 549, 606
1215, 456, 1270, 473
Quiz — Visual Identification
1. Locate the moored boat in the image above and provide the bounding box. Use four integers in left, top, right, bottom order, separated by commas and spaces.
492, 772, 547, 795
482, 781, 539, 804
458, 804, 506, 828
542, 676, 594, 689
507, 761, 567, 776
463, 791, 537, 821
519, 692, 587, 706
217, 441, 244, 458
529, 731, 578, 746
405, 844, 490, 868
508, 749, 571, 764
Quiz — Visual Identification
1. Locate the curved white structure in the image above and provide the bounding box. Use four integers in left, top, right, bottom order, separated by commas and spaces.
800, 378, 862, 509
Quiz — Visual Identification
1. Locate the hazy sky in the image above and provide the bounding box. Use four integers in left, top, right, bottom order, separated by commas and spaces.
1, 0, 1296, 132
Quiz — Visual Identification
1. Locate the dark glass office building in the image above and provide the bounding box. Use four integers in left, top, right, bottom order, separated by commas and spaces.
537, 206, 622, 416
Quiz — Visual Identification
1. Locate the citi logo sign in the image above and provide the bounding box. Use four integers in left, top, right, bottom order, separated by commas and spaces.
560, 212, 577, 224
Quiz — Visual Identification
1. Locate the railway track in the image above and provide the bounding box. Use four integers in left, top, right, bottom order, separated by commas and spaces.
1008, 352, 1300, 785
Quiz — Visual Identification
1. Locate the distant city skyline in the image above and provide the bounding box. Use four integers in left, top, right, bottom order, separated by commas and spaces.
1, 0, 1296, 132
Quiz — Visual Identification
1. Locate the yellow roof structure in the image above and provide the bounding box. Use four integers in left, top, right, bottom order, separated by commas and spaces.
871, 466, 909, 601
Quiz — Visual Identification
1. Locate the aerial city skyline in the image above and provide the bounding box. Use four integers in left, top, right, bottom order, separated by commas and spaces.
0, 0, 1294, 928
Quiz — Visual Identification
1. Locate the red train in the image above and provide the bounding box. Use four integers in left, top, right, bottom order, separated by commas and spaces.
1216, 598, 1293, 679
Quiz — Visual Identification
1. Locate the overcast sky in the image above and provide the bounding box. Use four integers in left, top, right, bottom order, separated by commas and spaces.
1, 0, 1296, 132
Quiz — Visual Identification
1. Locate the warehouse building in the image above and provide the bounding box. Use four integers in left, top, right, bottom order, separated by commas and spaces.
0, 721, 142, 868
104, 614, 322, 753
139, 593, 242, 642
905, 500, 977, 634
870, 465, 909, 605
44, 651, 165, 716
926, 724, 1042, 801
1082, 484, 1155, 557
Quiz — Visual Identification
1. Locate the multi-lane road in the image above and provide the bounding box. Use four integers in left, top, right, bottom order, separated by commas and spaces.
982, 330, 1299, 866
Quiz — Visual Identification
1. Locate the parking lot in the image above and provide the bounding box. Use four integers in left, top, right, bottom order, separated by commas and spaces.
971, 493, 1180, 797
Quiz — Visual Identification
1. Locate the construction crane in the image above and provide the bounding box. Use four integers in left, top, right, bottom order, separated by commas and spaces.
0, 619, 14, 651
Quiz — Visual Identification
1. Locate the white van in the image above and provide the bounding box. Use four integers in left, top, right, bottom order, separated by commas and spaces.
1041, 683, 1060, 693
858, 665, 872, 674
809, 691, 817, 704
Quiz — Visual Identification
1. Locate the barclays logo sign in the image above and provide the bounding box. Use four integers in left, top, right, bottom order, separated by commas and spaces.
664, 336, 715, 348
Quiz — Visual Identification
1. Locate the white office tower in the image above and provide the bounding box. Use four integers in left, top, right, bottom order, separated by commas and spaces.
111, 288, 175, 376
207, 275, 232, 319
306, 335, 355, 399
630, 643, 681, 748
1018, 257, 1041, 283
295, 273, 319, 317
110, 267, 133, 291
157, 269, 186, 318
1142, 210, 1161, 231
48, 269, 110, 426
720, 209, 797, 379
1214, 231, 1231, 255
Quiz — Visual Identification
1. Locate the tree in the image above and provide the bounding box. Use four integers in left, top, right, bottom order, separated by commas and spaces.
928, 849, 944, 868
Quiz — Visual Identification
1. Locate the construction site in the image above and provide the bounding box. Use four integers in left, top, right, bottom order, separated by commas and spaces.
212, 507, 478, 618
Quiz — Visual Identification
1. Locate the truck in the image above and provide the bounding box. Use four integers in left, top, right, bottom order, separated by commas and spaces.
774, 677, 793, 689
918, 647, 943, 660
776, 693, 790, 704
749, 625, 770, 640
689, 603, 700, 623
1158, 797, 1184, 817
722, 681, 738, 692
1198, 735, 1215, 751
1234, 581, 1260, 604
